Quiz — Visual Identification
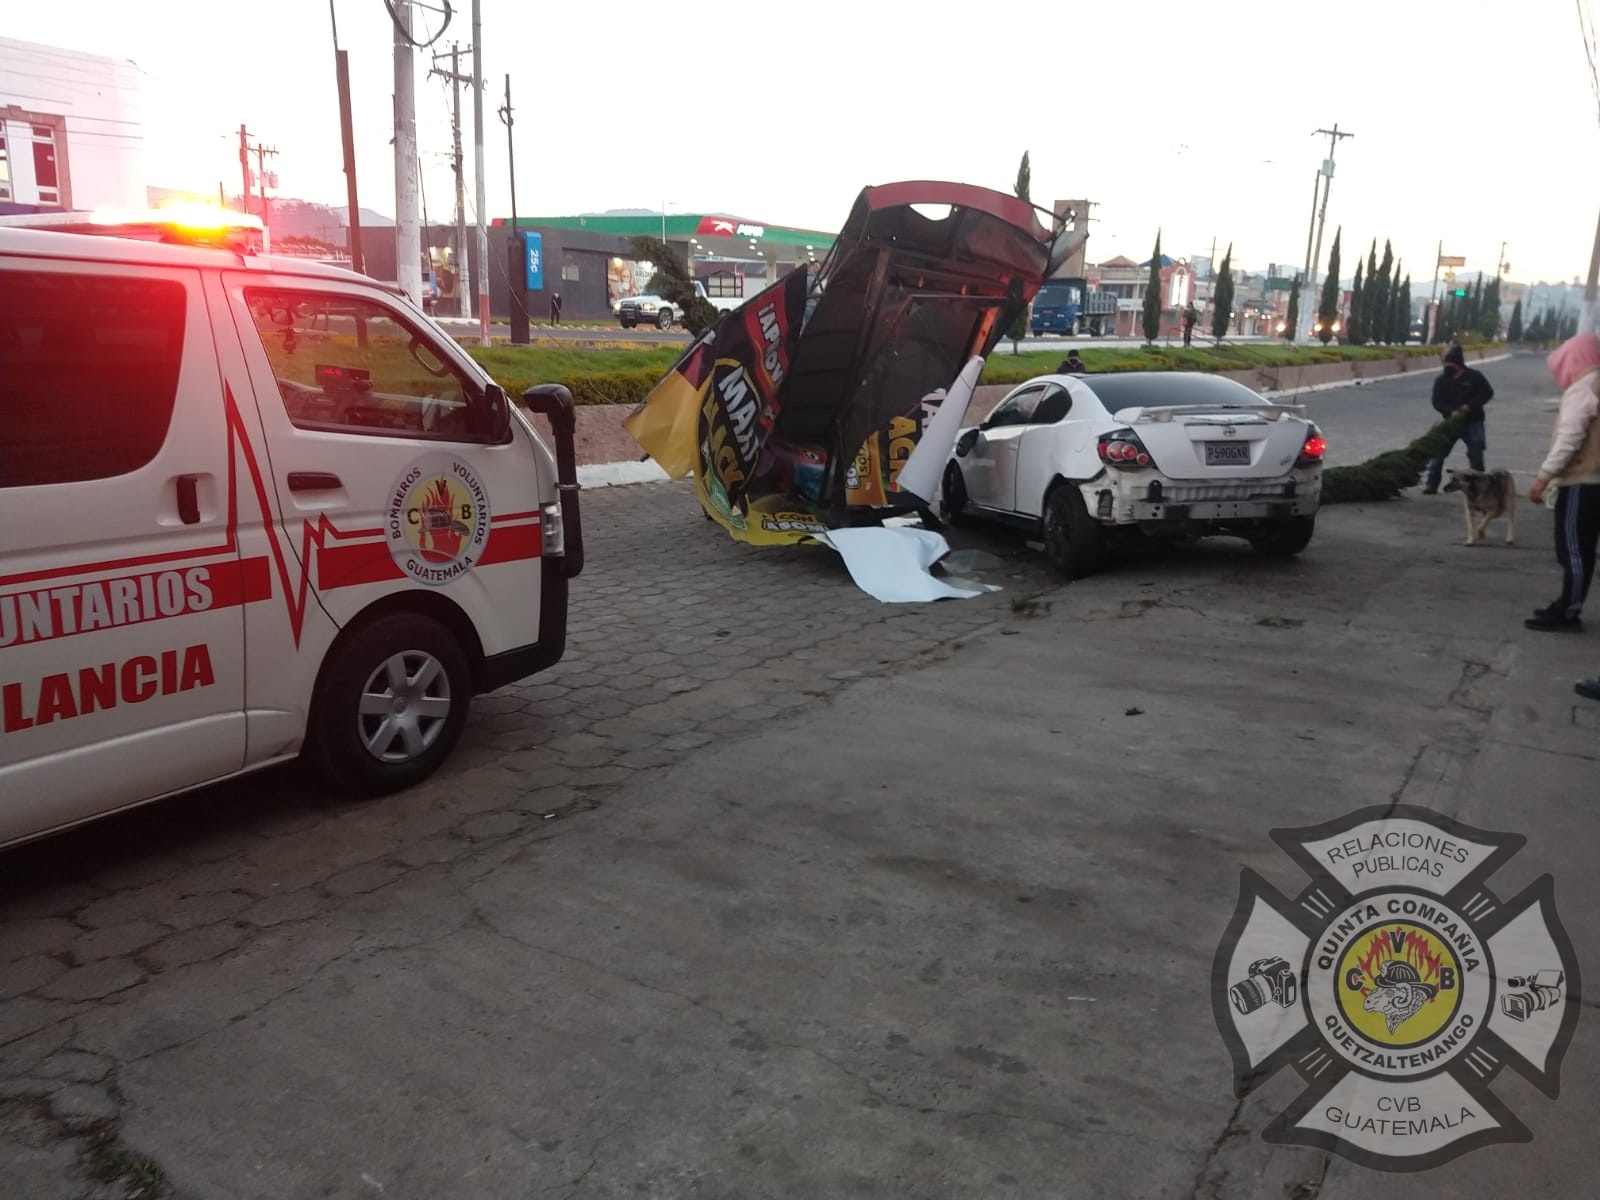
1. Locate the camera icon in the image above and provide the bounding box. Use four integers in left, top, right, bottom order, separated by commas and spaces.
1500, 969, 1564, 1022
1231, 956, 1299, 1016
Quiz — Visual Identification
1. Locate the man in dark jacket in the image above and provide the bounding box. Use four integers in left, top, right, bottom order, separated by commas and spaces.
1057, 349, 1087, 374
1422, 344, 1493, 493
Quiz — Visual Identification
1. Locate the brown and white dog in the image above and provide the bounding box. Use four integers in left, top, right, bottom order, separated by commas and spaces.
1442, 468, 1516, 546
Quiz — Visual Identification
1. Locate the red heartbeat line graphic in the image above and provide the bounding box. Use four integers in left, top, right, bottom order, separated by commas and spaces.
3, 386, 540, 650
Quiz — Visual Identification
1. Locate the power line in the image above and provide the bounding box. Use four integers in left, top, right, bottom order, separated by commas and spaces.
382, 0, 453, 48
1578, 0, 1600, 129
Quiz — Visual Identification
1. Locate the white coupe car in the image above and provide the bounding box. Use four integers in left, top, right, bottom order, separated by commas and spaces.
943, 372, 1326, 577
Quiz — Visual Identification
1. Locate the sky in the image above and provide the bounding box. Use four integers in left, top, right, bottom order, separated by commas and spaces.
7, 0, 1600, 285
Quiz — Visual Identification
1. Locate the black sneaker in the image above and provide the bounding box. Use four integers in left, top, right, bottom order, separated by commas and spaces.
1532, 602, 1568, 619
1576, 678, 1600, 701
1524, 614, 1583, 633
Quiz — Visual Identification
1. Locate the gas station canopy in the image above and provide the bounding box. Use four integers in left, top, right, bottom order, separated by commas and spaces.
500, 212, 835, 265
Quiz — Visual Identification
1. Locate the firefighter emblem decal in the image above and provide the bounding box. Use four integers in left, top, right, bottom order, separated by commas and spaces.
1211, 805, 1579, 1172
386, 455, 491, 586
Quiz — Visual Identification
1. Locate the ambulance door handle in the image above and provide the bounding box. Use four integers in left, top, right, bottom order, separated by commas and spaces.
176, 474, 201, 525
287, 471, 343, 493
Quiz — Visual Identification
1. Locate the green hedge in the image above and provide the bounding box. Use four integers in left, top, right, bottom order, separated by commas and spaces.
1320, 418, 1465, 504
466, 340, 1490, 408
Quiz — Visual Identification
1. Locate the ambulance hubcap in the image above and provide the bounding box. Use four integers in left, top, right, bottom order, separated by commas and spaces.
358, 650, 453, 763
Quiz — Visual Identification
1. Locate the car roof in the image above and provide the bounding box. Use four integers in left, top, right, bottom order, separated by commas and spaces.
0, 227, 401, 292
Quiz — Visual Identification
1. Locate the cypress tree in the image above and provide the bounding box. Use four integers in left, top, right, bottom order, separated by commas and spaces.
1479, 277, 1501, 338
1395, 275, 1412, 343
1006, 152, 1032, 349
1508, 299, 1524, 342
1142, 232, 1162, 343
1316, 228, 1342, 344
1284, 277, 1301, 341
1212, 243, 1235, 341
1349, 258, 1365, 343
1362, 241, 1380, 342
1373, 241, 1394, 343
1386, 261, 1402, 343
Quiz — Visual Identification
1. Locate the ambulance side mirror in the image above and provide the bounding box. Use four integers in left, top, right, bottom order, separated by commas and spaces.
480, 383, 513, 443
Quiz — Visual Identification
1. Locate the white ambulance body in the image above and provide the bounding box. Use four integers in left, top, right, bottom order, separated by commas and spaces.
0, 219, 583, 847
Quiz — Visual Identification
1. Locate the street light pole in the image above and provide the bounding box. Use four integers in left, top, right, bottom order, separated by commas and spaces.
471, 0, 489, 346
500, 74, 528, 345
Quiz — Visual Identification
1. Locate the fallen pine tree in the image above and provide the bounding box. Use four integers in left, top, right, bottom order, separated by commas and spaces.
1319, 417, 1467, 504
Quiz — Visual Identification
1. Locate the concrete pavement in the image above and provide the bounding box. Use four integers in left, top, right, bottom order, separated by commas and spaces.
2, 354, 1593, 1199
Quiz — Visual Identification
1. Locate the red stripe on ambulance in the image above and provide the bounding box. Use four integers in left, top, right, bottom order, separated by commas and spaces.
0, 559, 273, 649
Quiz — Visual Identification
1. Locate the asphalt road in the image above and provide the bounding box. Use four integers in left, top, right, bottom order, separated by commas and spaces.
1293, 351, 1553, 472
2, 354, 1592, 1200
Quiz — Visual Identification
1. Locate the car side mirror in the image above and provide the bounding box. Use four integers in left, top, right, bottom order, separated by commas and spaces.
956, 429, 979, 457
480, 382, 512, 443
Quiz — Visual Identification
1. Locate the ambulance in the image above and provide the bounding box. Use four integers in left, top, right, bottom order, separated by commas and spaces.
0, 209, 583, 847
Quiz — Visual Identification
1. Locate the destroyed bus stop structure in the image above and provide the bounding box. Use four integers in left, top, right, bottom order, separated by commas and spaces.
626, 180, 1086, 547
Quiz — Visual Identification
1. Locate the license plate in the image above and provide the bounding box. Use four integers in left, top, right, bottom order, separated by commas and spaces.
1205, 442, 1252, 466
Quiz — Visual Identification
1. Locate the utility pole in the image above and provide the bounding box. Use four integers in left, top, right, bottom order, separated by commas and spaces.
1301, 124, 1354, 337
392, 0, 423, 305
471, 0, 490, 345
238, 125, 252, 220
1301, 172, 1321, 301
1583, 209, 1600, 335
329, 0, 363, 275
499, 73, 528, 344
252, 141, 278, 253
431, 43, 473, 319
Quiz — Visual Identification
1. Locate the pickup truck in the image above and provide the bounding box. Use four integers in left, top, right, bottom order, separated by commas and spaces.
617, 280, 742, 328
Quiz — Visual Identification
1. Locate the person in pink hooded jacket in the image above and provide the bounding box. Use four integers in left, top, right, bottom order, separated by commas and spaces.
1525, 334, 1600, 657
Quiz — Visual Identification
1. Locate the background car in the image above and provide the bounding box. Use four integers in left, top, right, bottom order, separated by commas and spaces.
943, 372, 1325, 577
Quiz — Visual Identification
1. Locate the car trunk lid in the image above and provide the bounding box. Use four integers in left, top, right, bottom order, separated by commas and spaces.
1112, 403, 1309, 480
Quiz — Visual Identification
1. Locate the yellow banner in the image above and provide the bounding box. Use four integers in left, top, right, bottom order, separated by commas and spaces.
622, 367, 704, 480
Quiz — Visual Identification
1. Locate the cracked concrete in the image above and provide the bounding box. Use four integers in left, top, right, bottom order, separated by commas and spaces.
1, 356, 1596, 1197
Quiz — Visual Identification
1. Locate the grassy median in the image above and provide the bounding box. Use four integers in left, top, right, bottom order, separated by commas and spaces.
467, 339, 1452, 408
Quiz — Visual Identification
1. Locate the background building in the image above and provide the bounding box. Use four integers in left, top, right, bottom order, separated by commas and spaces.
0, 38, 145, 214
486, 212, 836, 322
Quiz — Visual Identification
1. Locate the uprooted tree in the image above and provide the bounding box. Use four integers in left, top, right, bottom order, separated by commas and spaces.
629, 235, 718, 334
1320, 415, 1469, 503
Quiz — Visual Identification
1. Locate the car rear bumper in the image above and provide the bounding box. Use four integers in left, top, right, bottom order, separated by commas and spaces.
1130, 496, 1317, 521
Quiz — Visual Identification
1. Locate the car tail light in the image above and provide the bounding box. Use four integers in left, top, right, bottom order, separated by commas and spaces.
1296, 426, 1327, 468
1098, 429, 1152, 469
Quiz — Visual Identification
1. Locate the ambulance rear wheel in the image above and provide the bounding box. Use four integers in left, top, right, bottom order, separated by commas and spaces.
308, 612, 473, 796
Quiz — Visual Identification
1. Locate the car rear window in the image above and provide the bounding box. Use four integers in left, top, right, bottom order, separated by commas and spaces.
0, 269, 187, 488
1085, 373, 1267, 408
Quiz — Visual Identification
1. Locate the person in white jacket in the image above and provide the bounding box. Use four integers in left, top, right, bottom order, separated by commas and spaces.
1526, 334, 1600, 653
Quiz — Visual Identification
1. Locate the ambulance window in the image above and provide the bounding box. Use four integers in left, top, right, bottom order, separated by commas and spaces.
0, 270, 186, 489
245, 291, 480, 441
